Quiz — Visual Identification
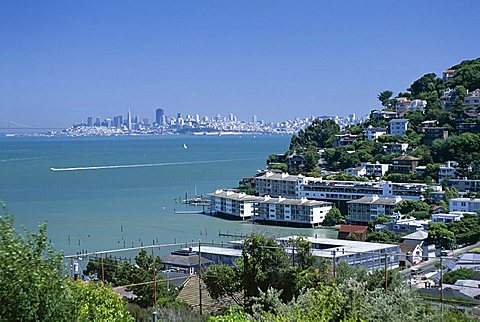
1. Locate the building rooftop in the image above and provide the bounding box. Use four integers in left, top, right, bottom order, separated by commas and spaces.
338, 225, 368, 233
208, 190, 263, 202
393, 155, 421, 161
347, 195, 402, 206
401, 230, 428, 241
183, 246, 243, 258
449, 197, 480, 202
389, 118, 409, 123
259, 197, 332, 207
277, 236, 399, 259
255, 172, 300, 182
162, 250, 213, 267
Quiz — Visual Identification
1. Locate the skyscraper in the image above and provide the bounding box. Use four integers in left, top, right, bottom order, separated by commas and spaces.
252, 115, 257, 124
113, 115, 123, 128
127, 109, 132, 131
156, 108, 164, 125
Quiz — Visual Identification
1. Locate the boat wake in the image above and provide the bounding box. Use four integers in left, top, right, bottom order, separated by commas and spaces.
50, 158, 262, 172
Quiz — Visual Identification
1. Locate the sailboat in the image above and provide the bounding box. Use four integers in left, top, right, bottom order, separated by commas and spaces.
183, 143, 188, 149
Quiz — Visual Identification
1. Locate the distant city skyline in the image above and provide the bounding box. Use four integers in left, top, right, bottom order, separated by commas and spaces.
2, 1, 480, 128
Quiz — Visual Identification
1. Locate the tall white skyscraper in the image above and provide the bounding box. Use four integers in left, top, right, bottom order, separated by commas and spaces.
252, 115, 257, 124
127, 109, 132, 131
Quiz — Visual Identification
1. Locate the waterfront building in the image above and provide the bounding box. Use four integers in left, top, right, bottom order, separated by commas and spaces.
446, 178, 480, 192
162, 249, 213, 275
253, 196, 333, 227
254, 171, 299, 198
347, 195, 403, 224
208, 190, 263, 219
389, 118, 409, 136
449, 198, 480, 214
87, 116, 93, 127
187, 236, 400, 271
277, 236, 400, 271
184, 246, 241, 265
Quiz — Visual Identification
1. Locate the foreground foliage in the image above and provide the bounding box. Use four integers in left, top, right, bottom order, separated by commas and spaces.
0, 203, 133, 321
204, 234, 473, 322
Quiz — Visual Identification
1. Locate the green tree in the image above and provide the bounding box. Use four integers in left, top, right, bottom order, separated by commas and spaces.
442, 268, 477, 285
289, 119, 340, 151
366, 231, 401, 244
0, 203, 133, 321
202, 262, 244, 306
322, 207, 346, 226
408, 73, 440, 98
378, 90, 394, 107
448, 214, 480, 246
427, 222, 455, 249
393, 200, 430, 215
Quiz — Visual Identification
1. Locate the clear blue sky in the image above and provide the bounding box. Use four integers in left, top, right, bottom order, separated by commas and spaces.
1, 1, 480, 127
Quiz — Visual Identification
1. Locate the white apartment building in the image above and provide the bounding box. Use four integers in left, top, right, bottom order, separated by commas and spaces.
208, 190, 263, 219
449, 198, 480, 214
253, 196, 332, 227
298, 177, 433, 202
389, 118, 409, 136
254, 171, 299, 198
347, 195, 403, 223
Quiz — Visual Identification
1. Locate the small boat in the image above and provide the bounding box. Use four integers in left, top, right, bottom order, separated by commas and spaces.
183, 144, 188, 149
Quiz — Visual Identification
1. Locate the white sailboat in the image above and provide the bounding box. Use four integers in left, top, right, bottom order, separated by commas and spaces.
183, 144, 188, 149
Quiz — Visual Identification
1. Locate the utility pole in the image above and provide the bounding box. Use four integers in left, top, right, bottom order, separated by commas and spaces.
243, 240, 247, 308
152, 248, 157, 310
384, 253, 388, 292
198, 240, 202, 315
101, 254, 105, 287
332, 250, 336, 280
440, 257, 444, 319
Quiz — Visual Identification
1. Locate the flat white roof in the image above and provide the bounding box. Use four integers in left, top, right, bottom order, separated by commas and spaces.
183, 246, 242, 257
277, 236, 399, 258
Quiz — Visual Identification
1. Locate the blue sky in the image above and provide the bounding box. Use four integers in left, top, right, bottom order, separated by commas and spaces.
1, 1, 480, 127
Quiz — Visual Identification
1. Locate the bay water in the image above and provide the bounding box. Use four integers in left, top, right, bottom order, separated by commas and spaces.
0, 135, 336, 258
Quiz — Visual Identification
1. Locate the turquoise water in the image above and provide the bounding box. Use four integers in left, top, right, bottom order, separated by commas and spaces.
0, 135, 337, 256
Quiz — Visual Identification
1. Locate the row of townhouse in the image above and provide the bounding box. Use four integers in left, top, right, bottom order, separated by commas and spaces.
191, 236, 400, 272
208, 189, 333, 227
